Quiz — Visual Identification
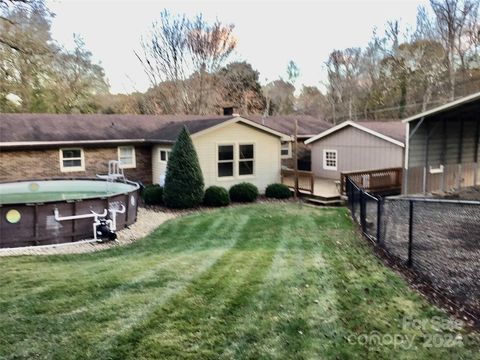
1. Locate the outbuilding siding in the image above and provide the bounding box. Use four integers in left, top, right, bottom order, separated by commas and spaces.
310, 126, 404, 180
406, 114, 480, 194
408, 119, 478, 168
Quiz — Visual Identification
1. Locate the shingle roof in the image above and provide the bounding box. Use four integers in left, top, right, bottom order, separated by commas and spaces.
356, 121, 406, 143
0, 114, 234, 144
305, 119, 406, 146
246, 115, 332, 137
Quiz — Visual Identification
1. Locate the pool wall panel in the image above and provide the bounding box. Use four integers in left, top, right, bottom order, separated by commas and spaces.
0, 182, 139, 248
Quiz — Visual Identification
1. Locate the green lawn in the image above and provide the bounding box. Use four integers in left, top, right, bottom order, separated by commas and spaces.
0, 203, 478, 359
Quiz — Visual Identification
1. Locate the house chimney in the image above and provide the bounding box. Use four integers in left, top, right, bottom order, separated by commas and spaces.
223, 106, 234, 116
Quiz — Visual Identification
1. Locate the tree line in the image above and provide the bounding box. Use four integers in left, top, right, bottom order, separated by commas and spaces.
1, 0, 479, 122
0, 0, 109, 113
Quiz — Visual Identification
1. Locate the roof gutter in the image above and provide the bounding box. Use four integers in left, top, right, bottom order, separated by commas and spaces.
0, 139, 147, 147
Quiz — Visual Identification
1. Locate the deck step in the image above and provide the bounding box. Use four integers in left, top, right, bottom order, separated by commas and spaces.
304, 197, 344, 206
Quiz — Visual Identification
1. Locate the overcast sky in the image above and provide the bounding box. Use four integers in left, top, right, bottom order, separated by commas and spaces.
46, 0, 429, 94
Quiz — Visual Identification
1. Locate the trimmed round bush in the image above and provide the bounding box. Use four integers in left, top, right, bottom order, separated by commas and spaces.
229, 182, 258, 203
142, 184, 164, 205
203, 186, 230, 207
265, 183, 292, 199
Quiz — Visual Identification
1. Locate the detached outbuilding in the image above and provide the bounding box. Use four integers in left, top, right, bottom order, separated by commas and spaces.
403, 92, 480, 194
305, 120, 406, 180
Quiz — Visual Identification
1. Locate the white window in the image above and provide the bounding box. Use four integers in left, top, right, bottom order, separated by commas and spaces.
429, 165, 444, 174
323, 149, 337, 171
281, 141, 292, 158
217, 144, 234, 177
60, 148, 85, 172
118, 146, 136, 168
159, 149, 171, 162
239, 144, 254, 176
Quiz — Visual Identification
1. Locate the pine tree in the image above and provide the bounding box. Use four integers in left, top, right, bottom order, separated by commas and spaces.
163, 126, 204, 208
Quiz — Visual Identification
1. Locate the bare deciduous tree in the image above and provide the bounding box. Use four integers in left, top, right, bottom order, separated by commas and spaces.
136, 10, 236, 114
430, 0, 478, 100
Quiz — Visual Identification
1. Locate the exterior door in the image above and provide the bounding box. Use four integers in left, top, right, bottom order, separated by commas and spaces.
158, 149, 171, 186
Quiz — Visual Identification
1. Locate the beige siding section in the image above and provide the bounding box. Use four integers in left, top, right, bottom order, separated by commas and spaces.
152, 122, 281, 192
194, 123, 281, 192
310, 126, 404, 180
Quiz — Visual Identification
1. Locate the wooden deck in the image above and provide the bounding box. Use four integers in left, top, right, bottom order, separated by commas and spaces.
281, 170, 342, 205
340, 167, 403, 195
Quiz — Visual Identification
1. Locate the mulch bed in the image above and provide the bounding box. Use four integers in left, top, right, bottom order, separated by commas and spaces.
435, 186, 480, 201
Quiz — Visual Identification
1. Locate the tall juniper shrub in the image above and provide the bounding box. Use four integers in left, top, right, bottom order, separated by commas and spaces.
163, 126, 204, 208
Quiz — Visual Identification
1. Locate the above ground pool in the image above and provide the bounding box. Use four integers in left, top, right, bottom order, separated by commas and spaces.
0, 179, 140, 248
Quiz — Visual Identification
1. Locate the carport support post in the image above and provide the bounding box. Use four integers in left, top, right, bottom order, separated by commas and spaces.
407, 200, 414, 268
440, 119, 447, 192
474, 120, 479, 186
293, 119, 299, 200
423, 122, 430, 194
456, 119, 464, 190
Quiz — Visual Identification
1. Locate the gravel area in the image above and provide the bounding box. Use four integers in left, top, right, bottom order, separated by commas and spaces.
0, 207, 178, 257
0, 199, 302, 257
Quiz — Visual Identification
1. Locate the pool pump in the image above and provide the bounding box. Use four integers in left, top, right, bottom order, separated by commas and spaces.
53, 205, 125, 243
95, 218, 117, 242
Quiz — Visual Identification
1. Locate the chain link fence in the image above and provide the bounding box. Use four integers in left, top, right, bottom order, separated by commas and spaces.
346, 177, 480, 319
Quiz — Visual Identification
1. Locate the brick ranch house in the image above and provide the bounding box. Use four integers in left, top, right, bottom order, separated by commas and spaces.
0, 114, 330, 193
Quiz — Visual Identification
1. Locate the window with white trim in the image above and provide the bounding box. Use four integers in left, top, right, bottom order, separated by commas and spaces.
60, 148, 84, 172
218, 145, 234, 177
239, 144, 254, 176
159, 149, 171, 162
281, 141, 291, 158
118, 146, 136, 168
323, 149, 337, 170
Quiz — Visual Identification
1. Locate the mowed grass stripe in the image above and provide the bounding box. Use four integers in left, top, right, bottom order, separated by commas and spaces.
219, 207, 341, 359
104, 209, 285, 359
0, 213, 250, 359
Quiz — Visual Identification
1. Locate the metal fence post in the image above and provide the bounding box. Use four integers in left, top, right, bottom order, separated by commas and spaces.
407, 200, 414, 267
360, 190, 367, 232
346, 178, 351, 208
351, 183, 356, 217
376, 197, 383, 245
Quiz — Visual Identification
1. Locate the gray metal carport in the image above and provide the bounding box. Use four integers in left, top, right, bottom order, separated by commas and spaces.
403, 92, 480, 194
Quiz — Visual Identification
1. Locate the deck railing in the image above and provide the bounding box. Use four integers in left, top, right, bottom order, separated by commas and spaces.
281, 168, 315, 194
340, 167, 403, 195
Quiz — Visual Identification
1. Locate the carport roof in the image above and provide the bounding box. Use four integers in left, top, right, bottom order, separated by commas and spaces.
402, 92, 480, 123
